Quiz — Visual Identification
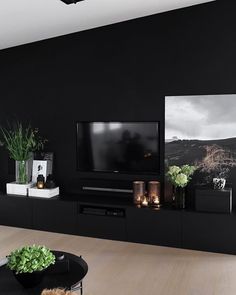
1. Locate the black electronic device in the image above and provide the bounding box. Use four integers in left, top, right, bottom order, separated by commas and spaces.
82, 207, 107, 216
76, 121, 159, 174
81, 206, 125, 217
106, 208, 125, 217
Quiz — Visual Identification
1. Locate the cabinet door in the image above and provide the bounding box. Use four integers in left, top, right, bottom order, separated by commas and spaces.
0, 196, 33, 229
127, 207, 181, 247
33, 199, 77, 235
182, 212, 236, 254
77, 213, 127, 241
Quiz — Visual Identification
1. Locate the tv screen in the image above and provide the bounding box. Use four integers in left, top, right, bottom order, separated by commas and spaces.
76, 122, 159, 174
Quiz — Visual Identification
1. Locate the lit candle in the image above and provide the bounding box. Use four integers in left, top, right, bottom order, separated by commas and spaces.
142, 196, 148, 207
37, 182, 44, 189
36, 174, 45, 189
148, 181, 161, 207
153, 196, 160, 206
133, 181, 145, 205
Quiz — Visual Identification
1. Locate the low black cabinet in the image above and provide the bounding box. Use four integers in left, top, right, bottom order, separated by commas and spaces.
182, 212, 236, 254
77, 205, 127, 241
33, 199, 77, 235
0, 195, 32, 229
2, 194, 236, 255
126, 207, 182, 247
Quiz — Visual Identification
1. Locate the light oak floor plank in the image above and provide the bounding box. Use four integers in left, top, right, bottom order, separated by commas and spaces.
1, 225, 236, 295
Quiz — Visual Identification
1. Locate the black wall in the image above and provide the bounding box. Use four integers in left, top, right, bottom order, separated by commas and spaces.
0, 1, 235, 198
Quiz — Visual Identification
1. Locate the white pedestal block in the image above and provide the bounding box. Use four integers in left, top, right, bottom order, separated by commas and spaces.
28, 187, 60, 198
6, 182, 34, 196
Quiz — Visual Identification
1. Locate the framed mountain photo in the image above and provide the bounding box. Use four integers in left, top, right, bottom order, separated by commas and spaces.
165, 95, 236, 187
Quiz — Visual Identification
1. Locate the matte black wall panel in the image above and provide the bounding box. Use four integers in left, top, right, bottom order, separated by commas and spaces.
1, 1, 236, 254
0, 1, 229, 199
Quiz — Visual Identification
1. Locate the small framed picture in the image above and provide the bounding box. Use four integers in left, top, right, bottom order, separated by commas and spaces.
32, 152, 54, 183
32, 160, 48, 183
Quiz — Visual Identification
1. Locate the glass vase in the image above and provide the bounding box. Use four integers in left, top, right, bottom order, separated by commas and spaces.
15, 160, 31, 184
173, 186, 186, 209
148, 181, 161, 207
133, 181, 145, 205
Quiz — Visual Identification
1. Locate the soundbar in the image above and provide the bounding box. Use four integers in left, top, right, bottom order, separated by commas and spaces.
82, 186, 133, 194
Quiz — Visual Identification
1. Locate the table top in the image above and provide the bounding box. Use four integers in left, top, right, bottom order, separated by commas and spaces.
0, 251, 88, 295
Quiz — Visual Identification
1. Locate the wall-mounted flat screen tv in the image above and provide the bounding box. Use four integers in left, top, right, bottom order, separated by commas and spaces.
76, 122, 159, 174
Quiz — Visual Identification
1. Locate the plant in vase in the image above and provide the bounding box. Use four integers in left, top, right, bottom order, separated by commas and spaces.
7, 245, 55, 288
1, 123, 46, 184
166, 165, 196, 209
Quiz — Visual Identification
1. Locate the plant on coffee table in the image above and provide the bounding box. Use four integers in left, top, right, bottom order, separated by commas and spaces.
7, 245, 55, 288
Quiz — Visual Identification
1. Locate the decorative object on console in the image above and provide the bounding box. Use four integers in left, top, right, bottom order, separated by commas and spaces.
148, 181, 161, 207
195, 187, 232, 213
28, 186, 60, 198
37, 174, 45, 189
133, 181, 145, 205
6, 182, 34, 196
1, 122, 46, 195
45, 174, 56, 189
33, 152, 53, 182
32, 160, 51, 183
173, 186, 186, 209
141, 195, 149, 207
1, 122, 46, 184
167, 165, 196, 209
213, 177, 226, 190
7, 245, 55, 288
15, 159, 32, 185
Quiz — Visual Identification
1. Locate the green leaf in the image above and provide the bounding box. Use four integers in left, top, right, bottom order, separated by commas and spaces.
0, 122, 46, 161
7, 245, 55, 274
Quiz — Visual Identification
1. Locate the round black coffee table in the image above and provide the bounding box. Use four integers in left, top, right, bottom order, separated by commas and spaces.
0, 251, 88, 295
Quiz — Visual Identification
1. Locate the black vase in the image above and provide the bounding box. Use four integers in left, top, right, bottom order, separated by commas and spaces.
173, 186, 186, 209
13, 270, 45, 288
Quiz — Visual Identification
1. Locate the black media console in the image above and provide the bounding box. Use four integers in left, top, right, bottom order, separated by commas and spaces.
1, 193, 236, 255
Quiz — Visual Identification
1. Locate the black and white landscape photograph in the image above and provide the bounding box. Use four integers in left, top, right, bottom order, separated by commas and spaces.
165, 95, 236, 184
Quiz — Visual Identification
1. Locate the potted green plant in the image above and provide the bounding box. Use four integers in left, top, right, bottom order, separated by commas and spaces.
7, 245, 55, 288
1, 122, 45, 184
166, 164, 196, 209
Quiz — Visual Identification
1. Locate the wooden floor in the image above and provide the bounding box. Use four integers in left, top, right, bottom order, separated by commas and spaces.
1, 226, 236, 295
